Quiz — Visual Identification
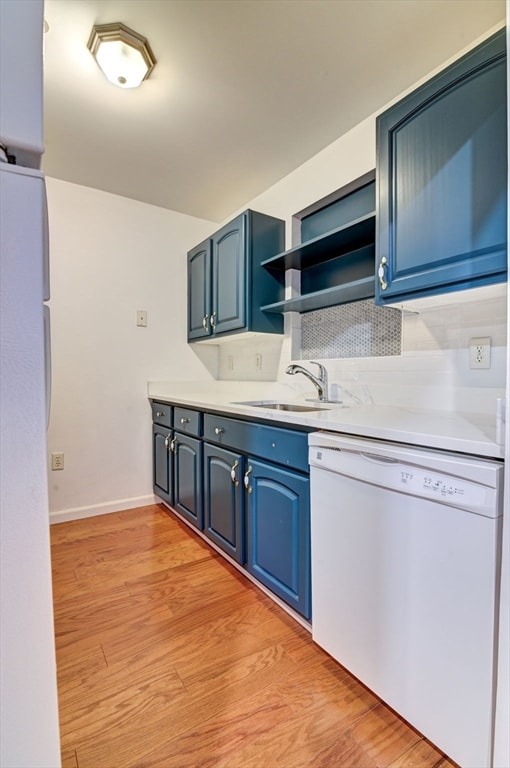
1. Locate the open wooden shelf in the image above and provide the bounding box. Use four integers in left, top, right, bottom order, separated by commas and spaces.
261, 212, 375, 272
261, 276, 374, 314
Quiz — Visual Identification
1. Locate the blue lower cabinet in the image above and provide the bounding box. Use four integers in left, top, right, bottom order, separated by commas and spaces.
245, 458, 311, 619
153, 425, 173, 504
174, 433, 203, 530
203, 444, 244, 563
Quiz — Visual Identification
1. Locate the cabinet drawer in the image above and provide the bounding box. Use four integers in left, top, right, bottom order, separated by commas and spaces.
203, 413, 309, 473
152, 401, 172, 428
174, 407, 201, 436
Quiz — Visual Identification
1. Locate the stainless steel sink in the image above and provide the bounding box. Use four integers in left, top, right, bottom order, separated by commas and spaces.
233, 400, 331, 412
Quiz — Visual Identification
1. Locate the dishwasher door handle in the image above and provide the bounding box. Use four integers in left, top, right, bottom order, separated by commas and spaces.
359, 452, 399, 465
315, 446, 400, 466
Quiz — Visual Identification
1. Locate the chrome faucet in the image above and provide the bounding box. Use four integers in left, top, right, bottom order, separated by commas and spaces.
285, 361, 329, 402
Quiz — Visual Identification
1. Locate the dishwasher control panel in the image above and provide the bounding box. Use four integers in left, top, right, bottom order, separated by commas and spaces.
309, 445, 500, 518
403, 468, 480, 505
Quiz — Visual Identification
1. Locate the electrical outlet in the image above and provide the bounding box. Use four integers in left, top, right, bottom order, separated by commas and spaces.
51, 452, 64, 470
136, 310, 147, 327
469, 337, 491, 369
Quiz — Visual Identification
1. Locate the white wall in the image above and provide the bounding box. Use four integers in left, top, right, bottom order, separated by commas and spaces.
46, 179, 215, 520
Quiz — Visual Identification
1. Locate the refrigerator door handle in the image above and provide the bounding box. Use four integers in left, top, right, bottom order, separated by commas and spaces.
43, 304, 51, 429
42, 178, 50, 302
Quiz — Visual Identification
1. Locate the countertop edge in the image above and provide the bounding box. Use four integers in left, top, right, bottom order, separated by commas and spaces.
148, 388, 504, 461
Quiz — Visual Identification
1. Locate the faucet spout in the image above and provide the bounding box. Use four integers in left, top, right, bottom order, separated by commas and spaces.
285, 361, 329, 401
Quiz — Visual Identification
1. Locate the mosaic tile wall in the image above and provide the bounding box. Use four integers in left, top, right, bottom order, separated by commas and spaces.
301, 300, 402, 359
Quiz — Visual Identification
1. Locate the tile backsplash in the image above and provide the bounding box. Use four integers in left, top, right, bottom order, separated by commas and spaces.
209, 284, 507, 416
301, 300, 401, 359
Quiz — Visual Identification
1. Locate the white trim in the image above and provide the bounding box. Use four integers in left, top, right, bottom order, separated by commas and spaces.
49, 494, 157, 524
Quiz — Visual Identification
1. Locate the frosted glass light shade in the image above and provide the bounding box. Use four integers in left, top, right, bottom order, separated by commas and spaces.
87, 23, 156, 89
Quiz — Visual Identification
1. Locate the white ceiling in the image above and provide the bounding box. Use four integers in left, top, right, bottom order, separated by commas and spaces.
42, 0, 505, 222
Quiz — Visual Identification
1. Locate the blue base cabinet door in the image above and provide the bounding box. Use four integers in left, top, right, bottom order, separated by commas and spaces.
153, 425, 173, 504
203, 444, 244, 563
376, 29, 507, 304
245, 458, 311, 619
174, 434, 203, 530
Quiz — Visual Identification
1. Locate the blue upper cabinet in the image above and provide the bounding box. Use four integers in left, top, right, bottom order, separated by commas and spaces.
187, 210, 285, 341
212, 214, 246, 335
376, 29, 507, 305
188, 240, 212, 341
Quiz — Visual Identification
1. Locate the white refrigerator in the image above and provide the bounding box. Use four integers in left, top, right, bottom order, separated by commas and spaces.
0, 1, 61, 766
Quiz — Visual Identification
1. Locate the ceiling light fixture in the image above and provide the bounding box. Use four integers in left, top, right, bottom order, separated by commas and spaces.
87, 22, 156, 89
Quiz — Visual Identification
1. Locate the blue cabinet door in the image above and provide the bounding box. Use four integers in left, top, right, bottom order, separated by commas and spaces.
187, 239, 212, 340
212, 213, 246, 335
187, 210, 284, 341
153, 425, 173, 504
203, 444, 244, 563
174, 433, 203, 530
376, 29, 507, 304
245, 459, 310, 619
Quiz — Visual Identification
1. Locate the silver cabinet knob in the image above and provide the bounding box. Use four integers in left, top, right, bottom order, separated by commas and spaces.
180, 417, 190, 425
210, 312, 217, 329
156, 411, 166, 418
202, 314, 209, 330
169, 436, 177, 453
230, 459, 239, 486
214, 426, 224, 435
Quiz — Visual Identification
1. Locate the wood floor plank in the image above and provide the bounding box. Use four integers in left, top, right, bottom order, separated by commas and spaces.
72, 536, 211, 589
181, 644, 300, 723
55, 640, 107, 684
350, 701, 424, 766
60, 748, 79, 768
123, 552, 224, 599
54, 583, 174, 642
216, 698, 377, 768
130, 687, 293, 768
58, 655, 186, 750
52, 504, 460, 768
387, 737, 459, 768
150, 601, 285, 684
276, 654, 379, 722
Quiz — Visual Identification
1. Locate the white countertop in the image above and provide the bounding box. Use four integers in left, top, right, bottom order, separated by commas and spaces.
147, 380, 505, 460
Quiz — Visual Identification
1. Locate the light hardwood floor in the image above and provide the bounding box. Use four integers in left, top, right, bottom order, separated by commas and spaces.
51, 504, 459, 768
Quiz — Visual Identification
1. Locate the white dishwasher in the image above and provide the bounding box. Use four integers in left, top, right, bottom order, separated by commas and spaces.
309, 432, 503, 768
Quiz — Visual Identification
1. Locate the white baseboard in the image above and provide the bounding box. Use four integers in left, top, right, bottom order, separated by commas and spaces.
49, 494, 158, 524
